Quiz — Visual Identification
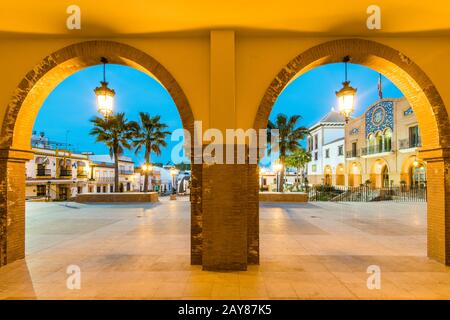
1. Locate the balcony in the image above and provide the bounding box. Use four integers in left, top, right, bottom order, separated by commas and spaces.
36, 168, 51, 177
77, 170, 88, 178
119, 170, 134, 175
346, 150, 360, 159
399, 138, 421, 151
59, 169, 72, 177
96, 177, 115, 184
361, 145, 393, 157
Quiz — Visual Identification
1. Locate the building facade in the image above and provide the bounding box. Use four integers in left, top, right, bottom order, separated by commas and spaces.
306, 110, 346, 185
345, 98, 425, 188
26, 135, 91, 200
89, 155, 138, 193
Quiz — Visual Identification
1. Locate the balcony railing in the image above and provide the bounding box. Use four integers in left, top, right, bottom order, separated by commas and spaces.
77, 171, 88, 177
346, 150, 360, 158
96, 177, 115, 183
59, 169, 72, 177
399, 138, 421, 150
36, 169, 51, 176
119, 170, 134, 175
361, 145, 393, 156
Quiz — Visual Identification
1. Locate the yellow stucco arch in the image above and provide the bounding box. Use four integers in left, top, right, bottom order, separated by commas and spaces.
0, 40, 195, 152
253, 38, 449, 151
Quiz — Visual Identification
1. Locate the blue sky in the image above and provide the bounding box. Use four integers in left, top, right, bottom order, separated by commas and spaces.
34, 63, 403, 164
269, 63, 403, 128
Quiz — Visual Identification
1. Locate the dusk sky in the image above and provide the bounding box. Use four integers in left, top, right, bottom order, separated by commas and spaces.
34, 63, 403, 164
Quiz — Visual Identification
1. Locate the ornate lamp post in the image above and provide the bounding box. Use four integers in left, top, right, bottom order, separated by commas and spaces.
170, 168, 179, 200
94, 57, 115, 118
335, 56, 357, 123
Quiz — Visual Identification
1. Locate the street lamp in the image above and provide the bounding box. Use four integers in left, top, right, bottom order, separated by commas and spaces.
169, 168, 179, 200
94, 57, 115, 118
335, 56, 357, 123
273, 162, 283, 192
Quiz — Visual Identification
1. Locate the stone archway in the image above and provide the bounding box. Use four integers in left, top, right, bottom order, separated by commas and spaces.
0, 40, 202, 267
370, 159, 390, 189
254, 38, 450, 265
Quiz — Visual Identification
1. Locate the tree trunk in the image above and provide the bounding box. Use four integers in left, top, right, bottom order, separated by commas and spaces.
279, 155, 286, 193
143, 148, 150, 192
114, 149, 120, 193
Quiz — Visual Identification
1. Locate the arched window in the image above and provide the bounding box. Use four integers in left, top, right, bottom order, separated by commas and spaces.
376, 132, 383, 153
383, 128, 392, 152
367, 134, 376, 154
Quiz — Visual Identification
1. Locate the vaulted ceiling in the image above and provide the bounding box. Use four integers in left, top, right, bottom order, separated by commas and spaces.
1, 0, 449, 37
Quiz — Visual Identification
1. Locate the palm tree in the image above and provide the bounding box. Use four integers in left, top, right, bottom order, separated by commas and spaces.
90, 113, 137, 192
267, 114, 309, 192
285, 148, 312, 191
133, 113, 170, 192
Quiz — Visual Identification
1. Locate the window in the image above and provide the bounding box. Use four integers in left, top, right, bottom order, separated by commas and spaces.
110, 185, 114, 192
37, 185, 47, 196
314, 134, 318, 150
314, 152, 318, 161
383, 128, 392, 152
312, 164, 317, 172
325, 149, 330, 158
338, 145, 343, 156
409, 125, 420, 148
97, 186, 101, 193
351, 142, 357, 157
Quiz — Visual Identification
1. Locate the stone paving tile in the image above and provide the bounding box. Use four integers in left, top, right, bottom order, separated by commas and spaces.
0, 201, 449, 299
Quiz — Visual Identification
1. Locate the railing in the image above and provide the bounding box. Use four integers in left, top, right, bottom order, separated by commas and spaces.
398, 138, 421, 150
96, 177, 115, 183
346, 150, 360, 158
307, 184, 427, 202
119, 170, 134, 175
361, 145, 393, 156
36, 169, 51, 176
77, 171, 88, 177
59, 169, 72, 177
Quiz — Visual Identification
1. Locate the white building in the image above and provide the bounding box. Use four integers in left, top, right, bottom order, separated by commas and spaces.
89, 155, 137, 192
26, 144, 91, 200
306, 110, 346, 185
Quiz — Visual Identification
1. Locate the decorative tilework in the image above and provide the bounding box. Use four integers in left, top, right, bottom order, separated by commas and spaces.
365, 101, 394, 138
404, 107, 414, 116
350, 128, 359, 135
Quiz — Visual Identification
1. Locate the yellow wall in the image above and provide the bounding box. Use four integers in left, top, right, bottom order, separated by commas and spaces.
1, 35, 450, 148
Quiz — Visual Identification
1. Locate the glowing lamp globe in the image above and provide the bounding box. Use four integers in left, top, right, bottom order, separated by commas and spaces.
94, 81, 115, 118
336, 81, 357, 123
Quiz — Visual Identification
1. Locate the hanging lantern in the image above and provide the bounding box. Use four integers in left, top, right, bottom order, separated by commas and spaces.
336, 56, 357, 123
94, 57, 115, 118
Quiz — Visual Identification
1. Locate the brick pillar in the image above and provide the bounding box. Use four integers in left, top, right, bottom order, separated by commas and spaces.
419, 147, 450, 265
0, 149, 32, 267
202, 163, 247, 271
190, 163, 203, 265
247, 163, 259, 264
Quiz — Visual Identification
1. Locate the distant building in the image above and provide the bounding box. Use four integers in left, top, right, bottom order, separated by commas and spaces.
26, 133, 192, 200
345, 98, 425, 188
306, 110, 346, 185
26, 135, 90, 200
89, 155, 137, 193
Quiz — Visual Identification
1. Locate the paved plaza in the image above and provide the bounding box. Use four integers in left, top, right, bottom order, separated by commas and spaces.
0, 199, 449, 299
